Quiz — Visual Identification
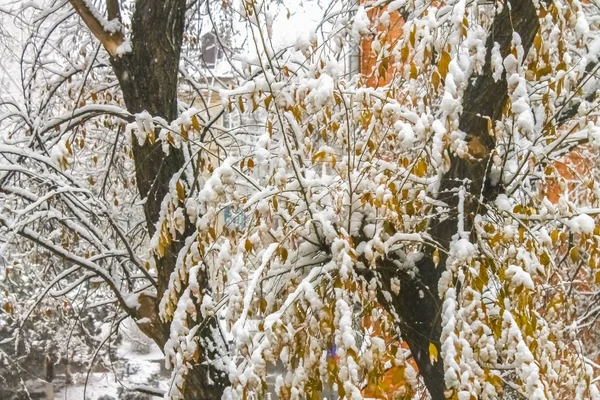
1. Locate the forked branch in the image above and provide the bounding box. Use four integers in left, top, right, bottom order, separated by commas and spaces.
68, 0, 124, 57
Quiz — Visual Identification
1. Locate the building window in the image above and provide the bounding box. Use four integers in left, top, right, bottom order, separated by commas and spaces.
222, 111, 241, 129
200, 32, 221, 68
223, 205, 245, 230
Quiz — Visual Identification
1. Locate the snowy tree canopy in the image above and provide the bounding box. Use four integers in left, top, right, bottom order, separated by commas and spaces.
3, 0, 600, 399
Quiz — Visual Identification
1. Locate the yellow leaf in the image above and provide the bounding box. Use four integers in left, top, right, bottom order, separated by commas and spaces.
259, 298, 267, 313
534, 34, 542, 53
540, 252, 550, 267
438, 50, 451, 79
3, 301, 14, 314
238, 96, 245, 113
378, 58, 388, 78
410, 62, 418, 79
414, 159, 427, 177
388, 182, 397, 194
550, 229, 559, 244
245, 239, 253, 252
347, 348, 357, 360
401, 45, 410, 63
570, 247, 579, 263
392, 366, 406, 388
406, 201, 415, 216
536, 65, 552, 79
366, 139, 375, 153
334, 92, 342, 105
265, 95, 272, 109
383, 220, 395, 235
429, 342, 439, 364
312, 150, 326, 163
157, 239, 165, 258
361, 192, 371, 206
191, 115, 201, 131
431, 70, 441, 91
513, 205, 525, 214
176, 181, 186, 201
147, 130, 156, 144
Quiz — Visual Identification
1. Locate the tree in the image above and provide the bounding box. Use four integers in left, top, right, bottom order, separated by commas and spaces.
0, 0, 234, 397
3, 0, 600, 399
196, 0, 600, 398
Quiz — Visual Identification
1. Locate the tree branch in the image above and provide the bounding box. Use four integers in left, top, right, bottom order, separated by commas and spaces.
68, 0, 124, 57
106, 0, 121, 22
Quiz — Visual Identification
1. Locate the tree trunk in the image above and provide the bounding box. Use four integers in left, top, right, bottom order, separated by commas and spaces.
45, 354, 54, 400
70, 0, 228, 397
109, 0, 189, 302
378, 2, 542, 398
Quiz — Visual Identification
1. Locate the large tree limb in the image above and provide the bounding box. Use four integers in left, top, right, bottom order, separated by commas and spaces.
107, 0, 190, 299
377, 2, 544, 399
68, 0, 124, 57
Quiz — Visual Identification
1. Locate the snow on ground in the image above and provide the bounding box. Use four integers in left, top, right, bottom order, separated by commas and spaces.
55, 375, 120, 400
55, 322, 168, 400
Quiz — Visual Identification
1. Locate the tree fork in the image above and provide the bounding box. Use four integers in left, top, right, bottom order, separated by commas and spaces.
378, 1, 543, 398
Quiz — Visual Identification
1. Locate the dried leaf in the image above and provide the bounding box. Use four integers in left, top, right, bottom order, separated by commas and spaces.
438, 50, 451, 79
191, 115, 201, 131
176, 181, 186, 201
429, 342, 439, 364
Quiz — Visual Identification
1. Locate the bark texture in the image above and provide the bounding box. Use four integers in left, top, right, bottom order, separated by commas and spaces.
378, 2, 542, 399
70, 0, 227, 397
109, 0, 188, 299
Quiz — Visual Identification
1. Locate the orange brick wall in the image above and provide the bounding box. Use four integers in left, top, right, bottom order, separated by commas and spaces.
360, 5, 405, 87
543, 150, 594, 204
358, 6, 412, 398
357, 4, 592, 205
